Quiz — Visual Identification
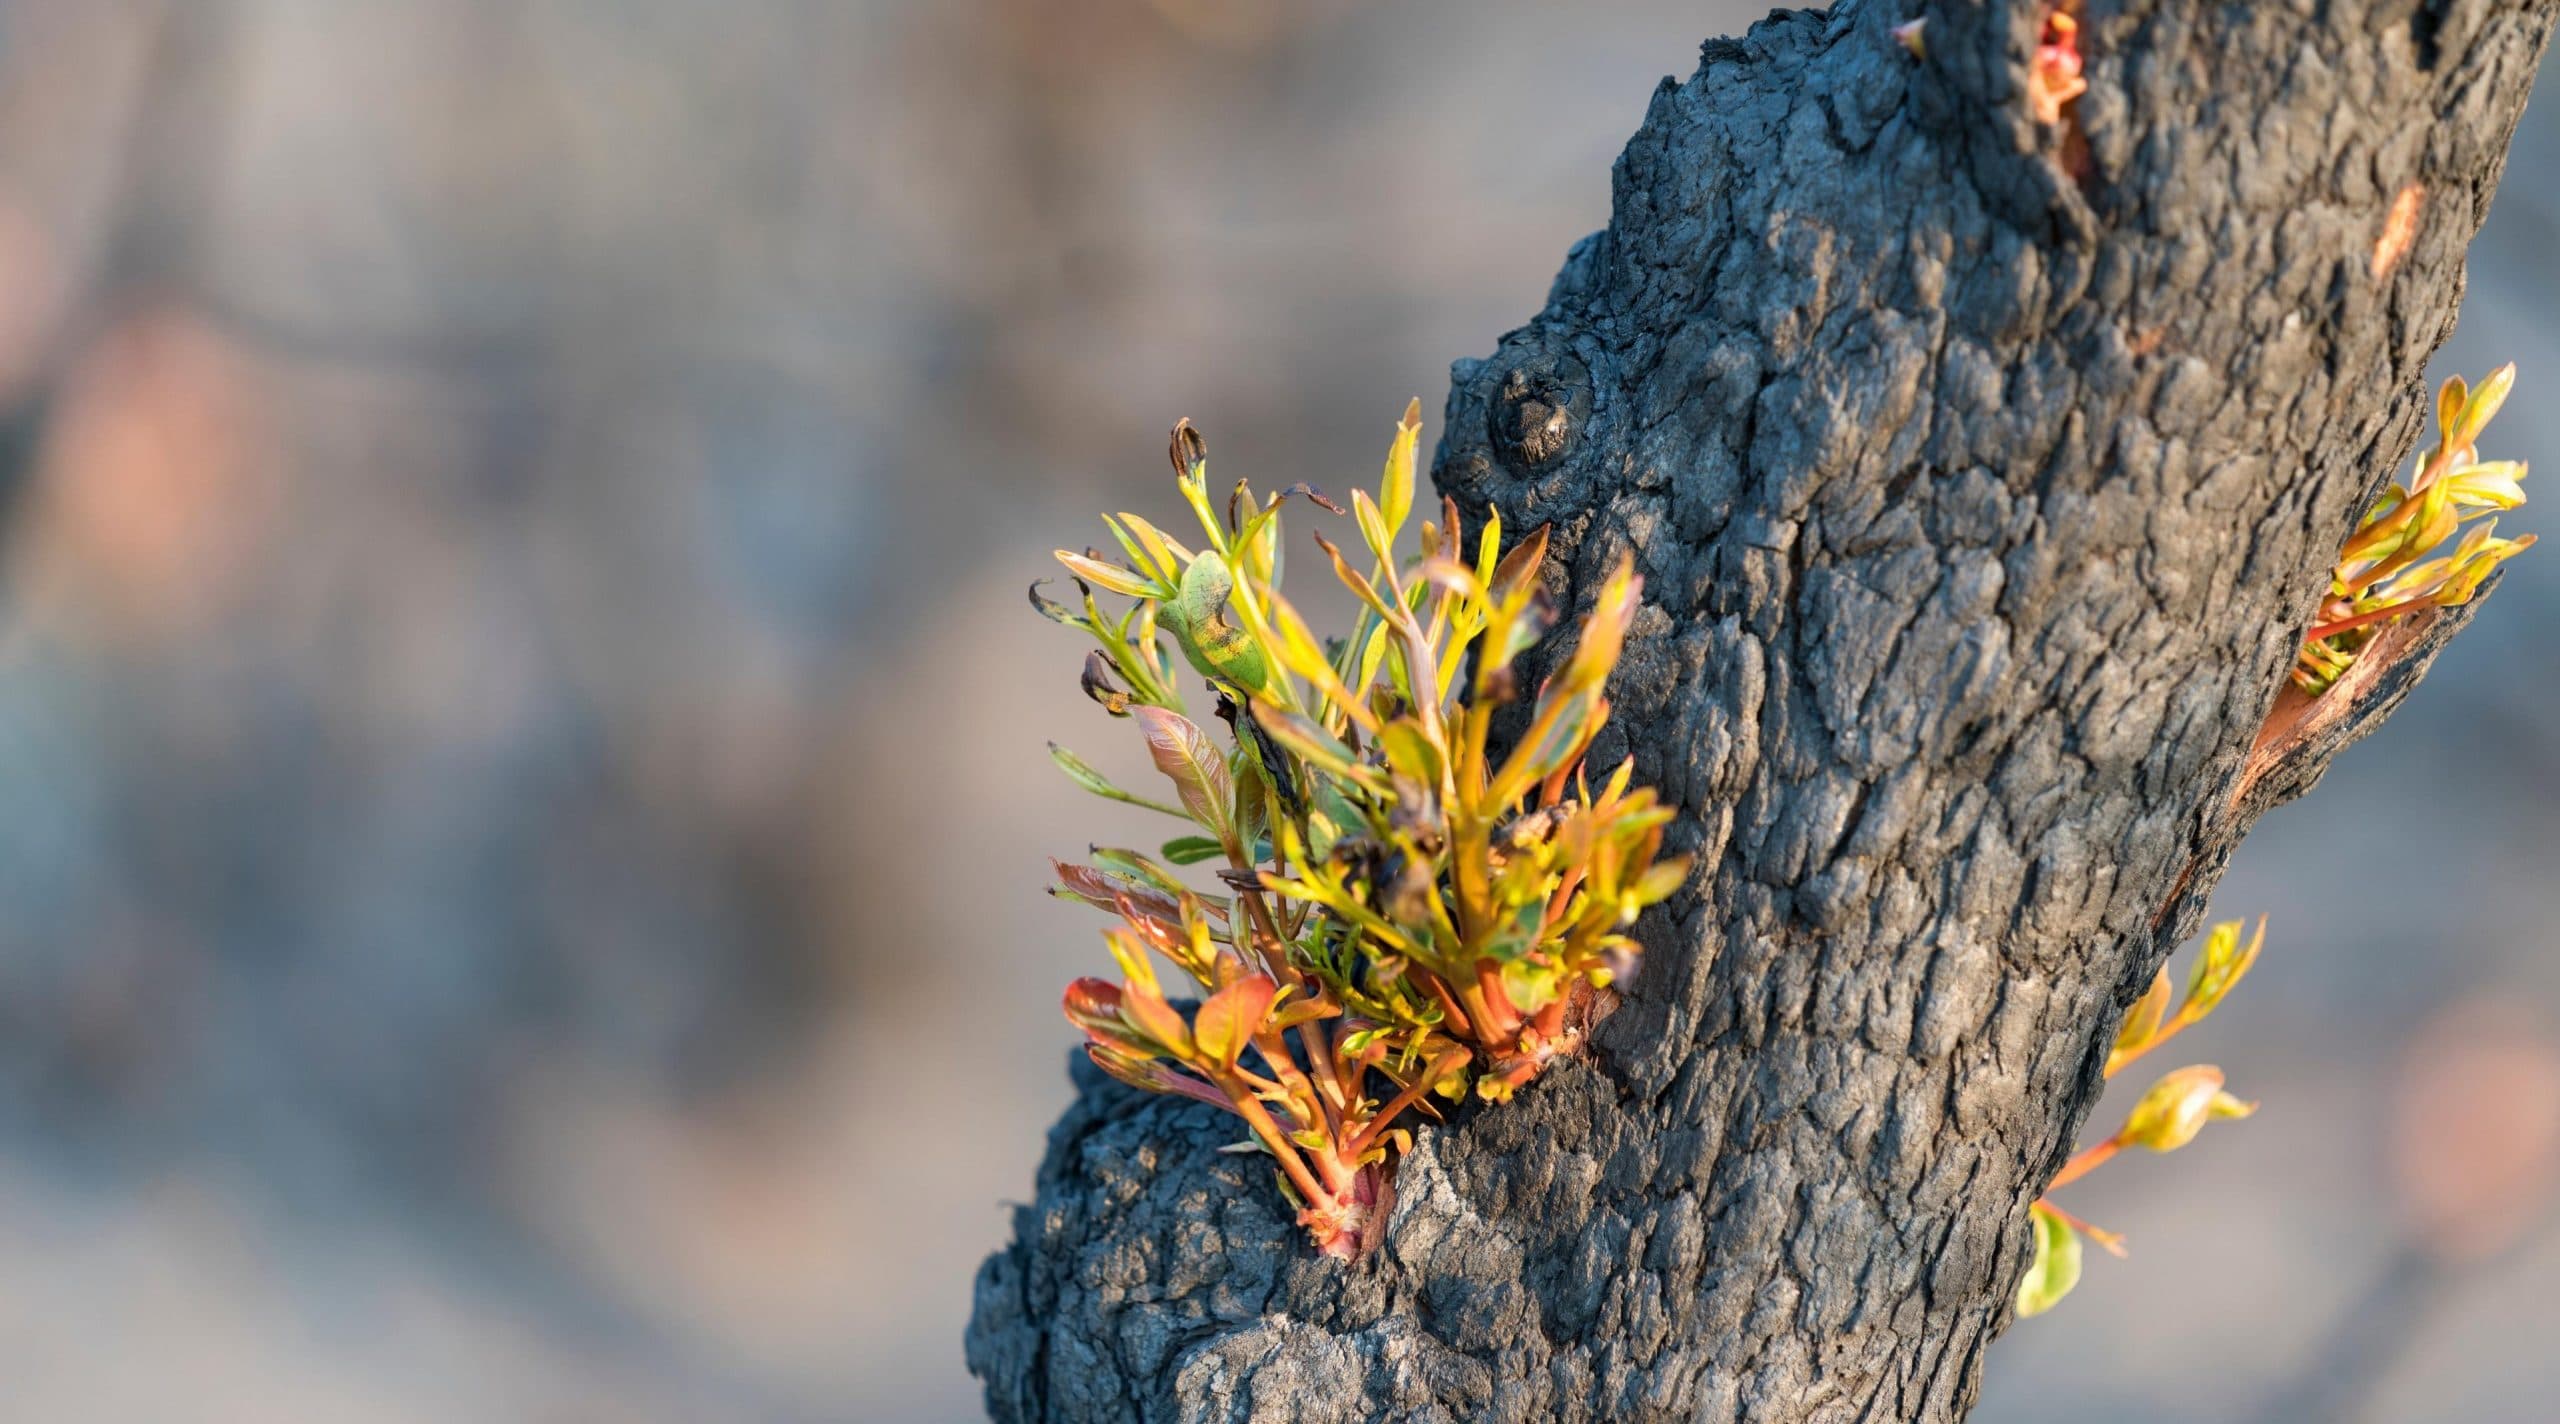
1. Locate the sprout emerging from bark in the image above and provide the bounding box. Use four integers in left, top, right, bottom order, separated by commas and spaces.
2295, 364, 2535, 696
1037, 402, 1689, 1257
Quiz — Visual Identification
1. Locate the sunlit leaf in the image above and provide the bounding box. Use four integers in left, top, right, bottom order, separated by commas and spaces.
2108, 966, 2172, 1074
1379, 398, 1421, 539
1119, 978, 1193, 1057
2119, 1064, 2251, 1153
1056, 550, 1162, 599
2015, 1203, 2083, 1318
1194, 974, 1277, 1069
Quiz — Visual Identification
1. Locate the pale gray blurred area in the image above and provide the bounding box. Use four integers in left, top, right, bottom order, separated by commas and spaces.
0, 2, 2550, 1420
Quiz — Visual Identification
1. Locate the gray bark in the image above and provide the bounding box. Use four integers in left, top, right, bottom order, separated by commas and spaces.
967, 2, 2559, 1420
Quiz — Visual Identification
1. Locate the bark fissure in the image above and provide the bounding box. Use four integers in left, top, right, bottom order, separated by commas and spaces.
969, 2, 2558, 1419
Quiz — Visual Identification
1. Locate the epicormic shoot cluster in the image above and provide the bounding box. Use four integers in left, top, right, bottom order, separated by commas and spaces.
2294, 365, 2533, 695
1037, 403, 1688, 1257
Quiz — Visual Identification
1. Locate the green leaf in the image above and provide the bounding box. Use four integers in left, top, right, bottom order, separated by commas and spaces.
1163, 552, 1272, 691
1193, 974, 1277, 1069
1161, 835, 1226, 865
1049, 744, 1190, 819
1250, 702, 1375, 788
1029, 580, 1087, 629
1353, 488, 1395, 571
1131, 706, 1236, 842
2015, 1203, 2083, 1318
1374, 719, 1443, 788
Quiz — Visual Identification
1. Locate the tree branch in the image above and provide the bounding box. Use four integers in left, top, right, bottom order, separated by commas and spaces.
969, 2, 2560, 1419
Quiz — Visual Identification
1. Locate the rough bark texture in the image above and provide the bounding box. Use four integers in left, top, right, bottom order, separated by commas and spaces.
968, 2, 2558, 1420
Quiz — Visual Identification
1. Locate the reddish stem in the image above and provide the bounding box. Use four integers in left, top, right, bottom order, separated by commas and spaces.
2305, 596, 2429, 644
2047, 1137, 2120, 1191
1343, 1047, 1472, 1159
1471, 963, 1524, 1047
1414, 968, 1475, 1039
1219, 1071, 1340, 1211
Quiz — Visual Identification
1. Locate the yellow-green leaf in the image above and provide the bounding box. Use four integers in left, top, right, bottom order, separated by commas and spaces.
1049, 744, 1190, 819
1380, 398, 1421, 539
2119, 1064, 2247, 1153
2015, 1203, 2083, 1318
2108, 967, 2172, 1073
1056, 550, 1161, 600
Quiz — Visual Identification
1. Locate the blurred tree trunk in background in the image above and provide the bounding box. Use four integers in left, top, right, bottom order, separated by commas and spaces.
970, 2, 2560, 1420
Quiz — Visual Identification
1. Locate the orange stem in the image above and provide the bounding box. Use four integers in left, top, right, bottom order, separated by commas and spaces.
2033, 1197, 2130, 1257
1344, 1048, 1472, 1158
2048, 1137, 2120, 1191
2305, 597, 2428, 644
1219, 1072, 1341, 1208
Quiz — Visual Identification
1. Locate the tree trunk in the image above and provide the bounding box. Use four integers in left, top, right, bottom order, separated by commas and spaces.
966, 2, 2559, 1420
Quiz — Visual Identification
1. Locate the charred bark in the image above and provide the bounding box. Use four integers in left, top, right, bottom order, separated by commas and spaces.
969, 2, 2558, 1419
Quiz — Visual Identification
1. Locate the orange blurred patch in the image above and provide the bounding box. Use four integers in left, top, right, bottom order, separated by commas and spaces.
2372, 183, 2425, 283
14, 306, 274, 642
2392, 995, 2560, 1263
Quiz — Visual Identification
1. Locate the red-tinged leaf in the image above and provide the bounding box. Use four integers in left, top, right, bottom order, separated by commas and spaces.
1311, 530, 1397, 621
1051, 859, 1182, 922
1416, 556, 1486, 604
1488, 523, 1551, 601
1120, 979, 1194, 1057
1167, 419, 1207, 478
1088, 1044, 1174, 1094
1112, 894, 1188, 959
1085, 1047, 1234, 1114
1062, 977, 1123, 1031
1132, 705, 1234, 840
1063, 978, 1154, 1055
1265, 482, 1347, 516
1194, 973, 1278, 1069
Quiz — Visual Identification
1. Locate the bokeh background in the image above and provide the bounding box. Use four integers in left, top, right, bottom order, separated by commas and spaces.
0, 2, 2551, 1420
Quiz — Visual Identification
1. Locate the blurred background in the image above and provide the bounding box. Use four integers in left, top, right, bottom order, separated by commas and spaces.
0, 2, 2550, 1420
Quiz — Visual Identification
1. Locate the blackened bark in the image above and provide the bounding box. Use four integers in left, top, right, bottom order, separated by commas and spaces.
968, 2, 2560, 1420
